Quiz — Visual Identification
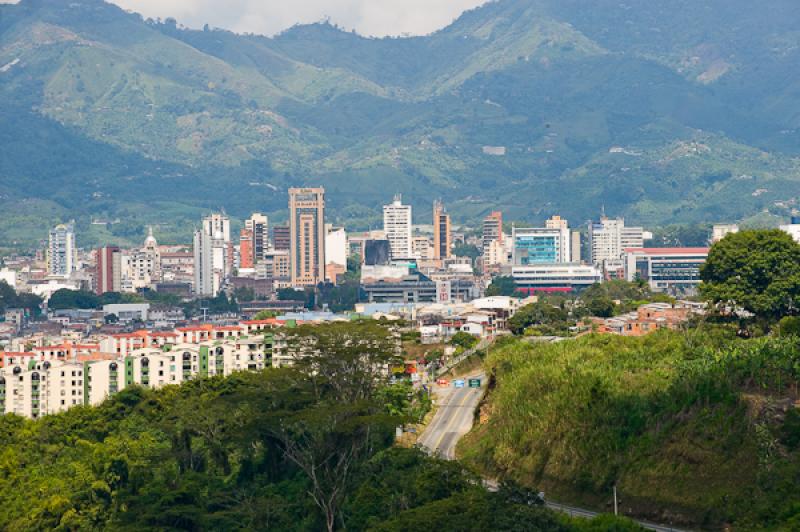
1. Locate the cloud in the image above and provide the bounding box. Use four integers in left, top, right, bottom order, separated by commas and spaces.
68, 0, 490, 37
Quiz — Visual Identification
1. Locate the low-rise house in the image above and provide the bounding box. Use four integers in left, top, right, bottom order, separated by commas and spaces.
591, 302, 698, 337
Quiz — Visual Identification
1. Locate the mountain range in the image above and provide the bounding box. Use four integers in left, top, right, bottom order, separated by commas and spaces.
2, 0, 800, 248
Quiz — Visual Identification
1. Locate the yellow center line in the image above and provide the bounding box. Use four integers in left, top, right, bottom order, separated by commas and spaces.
432, 387, 476, 455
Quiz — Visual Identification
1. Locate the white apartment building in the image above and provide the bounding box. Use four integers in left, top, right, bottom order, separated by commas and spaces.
47, 222, 77, 278
1, 360, 85, 418
194, 213, 232, 296
325, 226, 348, 281
383, 195, 413, 259
589, 217, 645, 266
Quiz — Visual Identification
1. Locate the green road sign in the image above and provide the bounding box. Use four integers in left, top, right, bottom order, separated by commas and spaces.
468, 378, 481, 388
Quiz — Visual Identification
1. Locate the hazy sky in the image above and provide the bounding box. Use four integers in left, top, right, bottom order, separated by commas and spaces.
1, 0, 490, 37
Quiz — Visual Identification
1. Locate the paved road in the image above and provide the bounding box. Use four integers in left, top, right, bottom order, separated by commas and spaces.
419, 373, 688, 532
545, 501, 686, 532
418, 373, 486, 459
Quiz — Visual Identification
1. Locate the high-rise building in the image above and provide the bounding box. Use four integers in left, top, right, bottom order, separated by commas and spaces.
194, 213, 232, 296
412, 236, 433, 261
433, 200, 451, 260
383, 195, 413, 259
571, 231, 582, 264
325, 225, 348, 283
482, 211, 503, 253
47, 222, 76, 278
512, 225, 571, 265
271, 225, 291, 251
485, 239, 508, 268
245, 213, 269, 263
96, 246, 122, 295
289, 188, 326, 287
239, 229, 254, 270
589, 217, 645, 266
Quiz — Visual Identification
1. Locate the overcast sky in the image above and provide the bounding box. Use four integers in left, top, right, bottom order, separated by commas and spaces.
1, 0, 490, 37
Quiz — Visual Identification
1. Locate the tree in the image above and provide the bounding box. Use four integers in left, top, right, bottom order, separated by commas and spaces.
508, 302, 569, 335
271, 321, 403, 531
486, 276, 523, 298
701, 230, 800, 323
450, 331, 478, 350
453, 242, 481, 261
586, 295, 615, 318
0, 281, 43, 316
252, 310, 277, 321
48, 289, 100, 310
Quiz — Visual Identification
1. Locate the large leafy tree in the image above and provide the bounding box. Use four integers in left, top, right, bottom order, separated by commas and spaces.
485, 276, 523, 298
700, 229, 800, 322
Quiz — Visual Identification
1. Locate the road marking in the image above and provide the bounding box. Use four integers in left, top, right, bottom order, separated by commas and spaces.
431, 387, 477, 457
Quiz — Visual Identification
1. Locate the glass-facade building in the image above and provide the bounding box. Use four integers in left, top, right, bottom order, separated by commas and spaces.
512, 227, 570, 265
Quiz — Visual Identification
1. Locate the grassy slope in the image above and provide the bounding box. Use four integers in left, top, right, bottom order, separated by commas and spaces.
458, 331, 800, 529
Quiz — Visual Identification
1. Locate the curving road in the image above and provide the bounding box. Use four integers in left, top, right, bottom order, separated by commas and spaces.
418, 373, 486, 459
418, 371, 688, 532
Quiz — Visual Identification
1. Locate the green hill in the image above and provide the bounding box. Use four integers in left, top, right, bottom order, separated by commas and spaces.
3, 0, 800, 248
459, 331, 800, 529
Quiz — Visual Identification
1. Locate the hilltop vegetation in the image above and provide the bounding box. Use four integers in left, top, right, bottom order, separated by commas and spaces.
459, 330, 800, 529
3, 0, 800, 247
0, 321, 640, 531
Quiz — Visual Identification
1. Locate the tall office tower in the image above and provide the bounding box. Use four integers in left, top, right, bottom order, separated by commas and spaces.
95, 246, 122, 294
482, 211, 503, 253
383, 195, 413, 259
47, 222, 77, 278
239, 229, 254, 270
512, 226, 571, 265
571, 231, 582, 264
433, 200, 452, 260
547, 215, 572, 263
193, 213, 232, 296
289, 188, 326, 287
245, 213, 269, 263
589, 216, 645, 266
271, 225, 291, 251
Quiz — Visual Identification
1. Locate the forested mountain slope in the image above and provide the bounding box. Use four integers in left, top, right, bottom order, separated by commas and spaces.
2, 0, 800, 247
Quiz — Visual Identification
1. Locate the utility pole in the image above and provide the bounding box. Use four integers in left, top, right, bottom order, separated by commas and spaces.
613, 485, 619, 516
